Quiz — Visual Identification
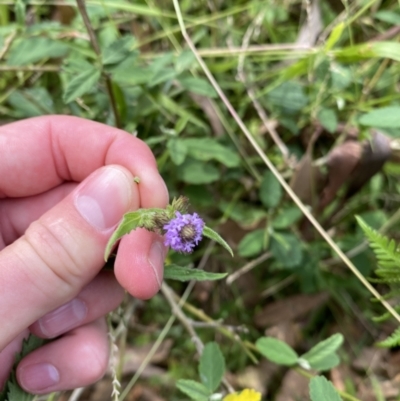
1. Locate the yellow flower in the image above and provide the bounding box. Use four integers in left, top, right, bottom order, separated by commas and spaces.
223, 388, 262, 401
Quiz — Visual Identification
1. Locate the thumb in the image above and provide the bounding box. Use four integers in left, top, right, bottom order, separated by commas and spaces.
0, 166, 136, 350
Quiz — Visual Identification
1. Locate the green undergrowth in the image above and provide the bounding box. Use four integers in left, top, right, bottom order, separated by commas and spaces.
2, 0, 400, 400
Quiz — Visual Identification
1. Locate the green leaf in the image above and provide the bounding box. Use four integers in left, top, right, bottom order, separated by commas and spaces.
159, 94, 208, 131
8, 88, 54, 117
3, 335, 44, 401
104, 208, 164, 260
272, 207, 302, 229
16, 334, 44, 364
7, 37, 68, 65
164, 265, 227, 282
176, 379, 211, 401
256, 337, 299, 366
178, 159, 220, 184
309, 376, 343, 401
333, 41, 400, 63
375, 10, 400, 25
259, 171, 282, 208
300, 353, 340, 371
356, 216, 400, 272
149, 52, 175, 73
218, 201, 267, 229
167, 138, 188, 165
270, 232, 303, 268
202, 226, 234, 256
6, 381, 34, 401
266, 81, 308, 112
238, 229, 267, 258
148, 67, 177, 87
317, 108, 338, 133
176, 50, 196, 72
325, 22, 345, 50
102, 36, 134, 65
199, 342, 225, 392
359, 106, 400, 128
182, 138, 241, 168
179, 77, 217, 98
300, 333, 343, 366
370, 41, 400, 62
14, 0, 25, 25
63, 67, 101, 103
376, 326, 400, 348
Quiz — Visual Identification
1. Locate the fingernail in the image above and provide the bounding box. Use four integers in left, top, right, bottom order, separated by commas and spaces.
75, 167, 132, 230
148, 241, 164, 287
19, 363, 60, 392
37, 298, 87, 338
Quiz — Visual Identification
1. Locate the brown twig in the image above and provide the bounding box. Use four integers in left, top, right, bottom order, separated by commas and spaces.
75, 0, 121, 127
370, 25, 400, 42
226, 251, 271, 285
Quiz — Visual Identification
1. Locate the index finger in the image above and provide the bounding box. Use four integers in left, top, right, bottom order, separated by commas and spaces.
0, 115, 168, 208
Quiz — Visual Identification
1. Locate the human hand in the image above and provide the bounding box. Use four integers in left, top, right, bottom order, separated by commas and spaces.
0, 116, 169, 394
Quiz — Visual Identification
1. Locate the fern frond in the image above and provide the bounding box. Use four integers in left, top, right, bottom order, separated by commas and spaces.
376, 326, 400, 348
371, 289, 400, 301
372, 311, 392, 323
369, 276, 400, 284
356, 217, 400, 271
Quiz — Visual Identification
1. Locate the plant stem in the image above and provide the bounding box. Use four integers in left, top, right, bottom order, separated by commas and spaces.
75, 0, 121, 128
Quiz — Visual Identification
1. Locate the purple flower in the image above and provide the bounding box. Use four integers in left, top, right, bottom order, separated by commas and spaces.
163, 212, 205, 253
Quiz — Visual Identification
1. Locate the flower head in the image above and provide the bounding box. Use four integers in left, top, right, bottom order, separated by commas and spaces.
163, 212, 205, 253
223, 389, 262, 401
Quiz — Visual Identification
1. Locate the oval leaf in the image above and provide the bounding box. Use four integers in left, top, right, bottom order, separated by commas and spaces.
238, 229, 266, 258
270, 232, 303, 268
167, 138, 188, 165
202, 226, 233, 256
309, 376, 343, 401
164, 265, 227, 282
102, 36, 134, 65
256, 337, 298, 366
359, 106, 400, 128
7, 37, 69, 66
176, 379, 211, 401
182, 138, 240, 168
63, 67, 101, 104
300, 333, 343, 368
259, 171, 282, 208
179, 77, 217, 98
199, 342, 225, 392
178, 160, 220, 184
317, 108, 338, 133
305, 353, 340, 372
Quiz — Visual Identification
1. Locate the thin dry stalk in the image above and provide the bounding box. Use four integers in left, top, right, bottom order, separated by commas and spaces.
0, 65, 60, 72
235, 11, 290, 161
0, 31, 16, 61
67, 387, 85, 401
227, 251, 271, 285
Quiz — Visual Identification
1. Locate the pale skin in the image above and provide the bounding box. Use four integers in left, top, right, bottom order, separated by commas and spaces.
0, 116, 169, 394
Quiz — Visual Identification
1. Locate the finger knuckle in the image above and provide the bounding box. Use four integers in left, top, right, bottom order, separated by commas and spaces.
24, 219, 84, 289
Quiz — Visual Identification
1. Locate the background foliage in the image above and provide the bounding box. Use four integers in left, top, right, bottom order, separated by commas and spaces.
2, 0, 400, 400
